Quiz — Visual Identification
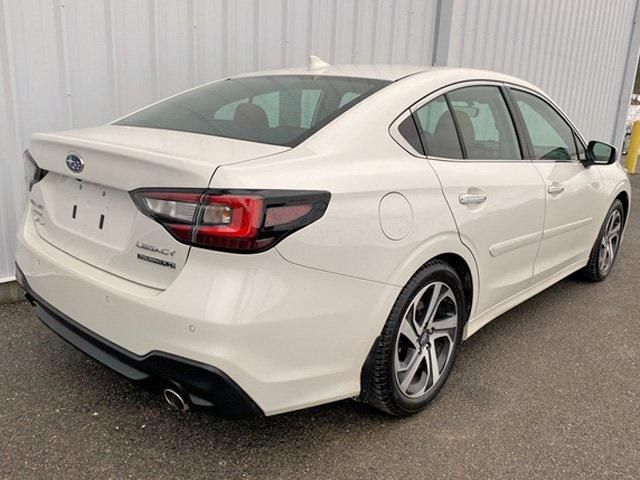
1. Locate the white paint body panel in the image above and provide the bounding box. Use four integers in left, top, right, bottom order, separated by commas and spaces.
531, 161, 606, 281
16, 67, 631, 415
428, 160, 546, 316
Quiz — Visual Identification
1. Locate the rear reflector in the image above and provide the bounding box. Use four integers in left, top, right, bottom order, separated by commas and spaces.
131, 189, 330, 253
264, 204, 313, 227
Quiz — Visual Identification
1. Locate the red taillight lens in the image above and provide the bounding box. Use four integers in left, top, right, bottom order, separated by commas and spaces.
131, 189, 330, 253
195, 195, 264, 251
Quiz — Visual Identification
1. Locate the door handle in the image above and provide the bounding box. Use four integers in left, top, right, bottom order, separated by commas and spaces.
547, 184, 565, 195
459, 193, 487, 205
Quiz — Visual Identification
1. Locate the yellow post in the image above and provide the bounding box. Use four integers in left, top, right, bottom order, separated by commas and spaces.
626, 120, 640, 174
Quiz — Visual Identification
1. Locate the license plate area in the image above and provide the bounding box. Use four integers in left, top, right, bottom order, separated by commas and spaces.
30, 172, 189, 289
46, 176, 137, 251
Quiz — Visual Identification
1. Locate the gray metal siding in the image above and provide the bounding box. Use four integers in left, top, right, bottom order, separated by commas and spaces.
0, 0, 638, 281
445, 0, 639, 143
0, 0, 440, 281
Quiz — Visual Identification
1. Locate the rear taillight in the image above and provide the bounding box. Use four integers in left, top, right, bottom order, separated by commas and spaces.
23, 149, 47, 192
131, 188, 330, 253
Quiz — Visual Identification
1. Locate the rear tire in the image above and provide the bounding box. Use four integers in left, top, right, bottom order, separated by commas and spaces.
365, 260, 466, 416
581, 200, 624, 282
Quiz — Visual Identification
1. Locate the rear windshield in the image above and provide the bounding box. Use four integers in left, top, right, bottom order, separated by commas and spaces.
115, 75, 390, 147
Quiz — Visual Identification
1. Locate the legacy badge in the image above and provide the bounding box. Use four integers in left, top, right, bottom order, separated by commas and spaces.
136, 241, 176, 257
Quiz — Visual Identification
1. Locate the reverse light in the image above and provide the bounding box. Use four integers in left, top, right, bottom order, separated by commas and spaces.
131, 189, 330, 253
140, 192, 200, 221
202, 203, 233, 225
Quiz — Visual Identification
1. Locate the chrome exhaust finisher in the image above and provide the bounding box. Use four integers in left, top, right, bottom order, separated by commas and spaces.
17, 263, 262, 418
163, 388, 190, 412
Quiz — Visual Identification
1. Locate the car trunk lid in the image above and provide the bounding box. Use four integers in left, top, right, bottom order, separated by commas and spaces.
28, 125, 289, 289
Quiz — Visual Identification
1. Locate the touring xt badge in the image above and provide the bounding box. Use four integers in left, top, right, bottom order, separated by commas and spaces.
137, 254, 176, 269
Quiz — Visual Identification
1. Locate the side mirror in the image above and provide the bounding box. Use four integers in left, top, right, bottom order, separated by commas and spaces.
585, 140, 617, 165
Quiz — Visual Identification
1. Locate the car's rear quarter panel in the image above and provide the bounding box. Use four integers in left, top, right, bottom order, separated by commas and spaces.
210, 75, 482, 349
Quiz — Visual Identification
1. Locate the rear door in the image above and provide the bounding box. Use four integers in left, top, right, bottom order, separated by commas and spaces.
508, 88, 607, 281
413, 83, 546, 316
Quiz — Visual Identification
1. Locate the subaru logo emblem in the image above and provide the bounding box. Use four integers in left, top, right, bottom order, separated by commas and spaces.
66, 153, 84, 173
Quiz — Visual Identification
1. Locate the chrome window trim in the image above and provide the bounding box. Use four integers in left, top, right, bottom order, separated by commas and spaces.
506, 84, 586, 165
506, 83, 588, 146
409, 79, 506, 113
426, 155, 532, 164
389, 78, 588, 165
411, 80, 526, 163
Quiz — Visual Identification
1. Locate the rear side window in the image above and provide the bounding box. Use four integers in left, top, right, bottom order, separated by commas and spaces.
511, 89, 578, 161
116, 75, 390, 147
397, 114, 424, 154
412, 95, 463, 159
448, 86, 521, 160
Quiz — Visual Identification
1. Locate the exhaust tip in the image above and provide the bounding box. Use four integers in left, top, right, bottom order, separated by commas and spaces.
163, 388, 189, 412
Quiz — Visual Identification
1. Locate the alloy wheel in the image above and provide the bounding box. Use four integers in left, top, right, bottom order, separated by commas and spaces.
598, 209, 622, 274
394, 282, 458, 398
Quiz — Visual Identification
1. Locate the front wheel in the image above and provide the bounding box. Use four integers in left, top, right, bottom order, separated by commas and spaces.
364, 260, 466, 416
581, 199, 625, 282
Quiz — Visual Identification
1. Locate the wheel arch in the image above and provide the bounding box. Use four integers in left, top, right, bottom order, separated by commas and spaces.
359, 248, 477, 403
431, 253, 473, 322
388, 235, 479, 324
591, 177, 631, 248
616, 190, 630, 226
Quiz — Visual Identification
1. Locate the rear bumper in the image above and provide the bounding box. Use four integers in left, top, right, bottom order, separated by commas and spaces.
17, 265, 263, 418
16, 212, 400, 415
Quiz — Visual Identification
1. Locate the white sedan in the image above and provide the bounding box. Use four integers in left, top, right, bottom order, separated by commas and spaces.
16, 61, 630, 417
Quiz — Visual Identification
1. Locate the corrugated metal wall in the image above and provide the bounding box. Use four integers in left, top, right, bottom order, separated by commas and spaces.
0, 0, 638, 282
445, 0, 639, 146
0, 0, 440, 281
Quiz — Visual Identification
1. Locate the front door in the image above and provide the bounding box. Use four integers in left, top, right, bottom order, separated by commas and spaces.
509, 88, 607, 282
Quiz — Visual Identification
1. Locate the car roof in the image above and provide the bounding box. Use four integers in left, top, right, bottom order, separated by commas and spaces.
232, 64, 538, 90
233, 64, 429, 81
